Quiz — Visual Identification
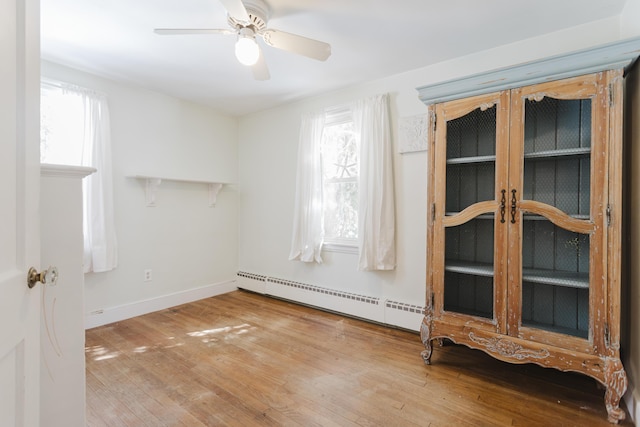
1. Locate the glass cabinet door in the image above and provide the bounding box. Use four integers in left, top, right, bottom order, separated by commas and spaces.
512, 76, 603, 342
434, 92, 509, 326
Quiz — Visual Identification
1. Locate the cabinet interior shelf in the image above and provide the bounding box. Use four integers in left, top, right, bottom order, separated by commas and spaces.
445, 260, 589, 289
447, 147, 591, 165
447, 155, 496, 165
128, 175, 229, 207
523, 147, 590, 159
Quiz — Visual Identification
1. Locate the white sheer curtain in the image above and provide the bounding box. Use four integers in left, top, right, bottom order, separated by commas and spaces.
41, 80, 118, 273
353, 93, 396, 270
80, 91, 118, 273
288, 111, 326, 263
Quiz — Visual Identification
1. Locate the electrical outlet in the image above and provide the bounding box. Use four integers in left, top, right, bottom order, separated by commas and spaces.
144, 269, 152, 282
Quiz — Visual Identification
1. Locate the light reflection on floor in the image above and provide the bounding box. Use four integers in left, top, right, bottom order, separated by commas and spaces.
85, 323, 253, 360
85, 345, 120, 361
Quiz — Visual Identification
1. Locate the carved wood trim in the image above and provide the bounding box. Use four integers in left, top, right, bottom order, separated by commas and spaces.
603, 358, 627, 423
420, 315, 433, 365
468, 332, 550, 361
518, 201, 595, 234
442, 201, 496, 227
526, 93, 545, 102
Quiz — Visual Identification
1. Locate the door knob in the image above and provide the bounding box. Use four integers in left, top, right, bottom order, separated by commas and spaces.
27, 266, 58, 289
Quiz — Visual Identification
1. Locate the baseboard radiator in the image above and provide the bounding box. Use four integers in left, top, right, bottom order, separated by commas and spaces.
236, 271, 424, 332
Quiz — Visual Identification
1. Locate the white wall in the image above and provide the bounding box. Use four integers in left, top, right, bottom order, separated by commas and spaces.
621, 0, 640, 37
41, 61, 239, 322
237, 17, 625, 314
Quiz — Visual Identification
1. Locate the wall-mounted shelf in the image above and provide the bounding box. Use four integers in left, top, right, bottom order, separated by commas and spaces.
128, 175, 228, 207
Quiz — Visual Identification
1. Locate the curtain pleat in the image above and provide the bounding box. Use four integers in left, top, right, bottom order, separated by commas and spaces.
288, 111, 326, 263
352, 94, 396, 270
81, 92, 118, 273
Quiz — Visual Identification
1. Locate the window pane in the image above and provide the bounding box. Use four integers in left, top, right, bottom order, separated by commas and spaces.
322, 122, 358, 180
520, 97, 592, 339
40, 86, 85, 165
324, 180, 358, 240
444, 218, 494, 319
445, 105, 497, 213
321, 120, 358, 242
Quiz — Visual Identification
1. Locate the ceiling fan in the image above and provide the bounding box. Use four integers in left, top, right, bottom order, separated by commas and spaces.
154, 0, 332, 81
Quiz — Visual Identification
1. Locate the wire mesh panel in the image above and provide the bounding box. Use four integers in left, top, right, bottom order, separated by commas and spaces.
443, 106, 497, 319
521, 217, 589, 337
445, 106, 496, 212
444, 219, 494, 318
521, 96, 592, 338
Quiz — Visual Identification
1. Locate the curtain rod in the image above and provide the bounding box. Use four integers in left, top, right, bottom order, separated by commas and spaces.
41, 77, 107, 98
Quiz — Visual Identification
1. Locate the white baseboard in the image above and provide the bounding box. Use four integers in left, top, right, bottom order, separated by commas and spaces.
384, 300, 425, 331
236, 271, 267, 294
85, 280, 238, 329
266, 276, 385, 323
236, 271, 425, 332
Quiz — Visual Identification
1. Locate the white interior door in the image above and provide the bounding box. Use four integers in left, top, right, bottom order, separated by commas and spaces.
0, 0, 41, 425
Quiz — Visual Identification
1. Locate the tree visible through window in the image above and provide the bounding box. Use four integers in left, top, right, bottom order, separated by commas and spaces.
321, 119, 358, 245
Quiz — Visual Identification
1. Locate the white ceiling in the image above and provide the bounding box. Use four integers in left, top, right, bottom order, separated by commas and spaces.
41, 0, 627, 116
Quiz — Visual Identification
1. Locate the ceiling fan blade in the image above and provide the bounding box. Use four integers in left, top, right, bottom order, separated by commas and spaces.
252, 47, 270, 81
261, 29, 331, 61
154, 28, 236, 36
218, 0, 250, 24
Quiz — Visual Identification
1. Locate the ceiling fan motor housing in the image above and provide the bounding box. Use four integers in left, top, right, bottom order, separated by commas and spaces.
228, 0, 269, 31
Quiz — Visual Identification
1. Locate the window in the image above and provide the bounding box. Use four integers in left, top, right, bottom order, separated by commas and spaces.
321, 112, 358, 247
40, 80, 118, 273
290, 93, 396, 270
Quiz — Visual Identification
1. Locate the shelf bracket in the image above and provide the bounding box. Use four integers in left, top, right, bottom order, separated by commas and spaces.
130, 175, 227, 207
145, 177, 162, 207
208, 183, 223, 207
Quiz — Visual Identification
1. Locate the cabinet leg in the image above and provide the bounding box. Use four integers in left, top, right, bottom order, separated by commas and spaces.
421, 341, 433, 365
604, 358, 627, 424
420, 316, 433, 365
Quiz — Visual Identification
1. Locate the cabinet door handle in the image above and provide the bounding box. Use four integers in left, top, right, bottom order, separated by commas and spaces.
499, 189, 506, 223
510, 189, 517, 224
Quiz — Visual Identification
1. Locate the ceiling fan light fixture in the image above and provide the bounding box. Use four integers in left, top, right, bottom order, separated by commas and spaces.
235, 29, 259, 66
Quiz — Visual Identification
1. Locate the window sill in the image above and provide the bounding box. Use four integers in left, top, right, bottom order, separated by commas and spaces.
323, 243, 358, 255
41, 164, 96, 179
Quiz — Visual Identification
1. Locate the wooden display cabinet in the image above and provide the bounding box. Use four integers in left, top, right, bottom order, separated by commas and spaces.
421, 70, 627, 423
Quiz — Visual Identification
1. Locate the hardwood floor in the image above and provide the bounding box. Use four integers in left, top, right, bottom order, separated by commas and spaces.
86, 290, 630, 426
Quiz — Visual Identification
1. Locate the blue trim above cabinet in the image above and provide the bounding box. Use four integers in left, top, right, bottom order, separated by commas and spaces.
417, 36, 640, 105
